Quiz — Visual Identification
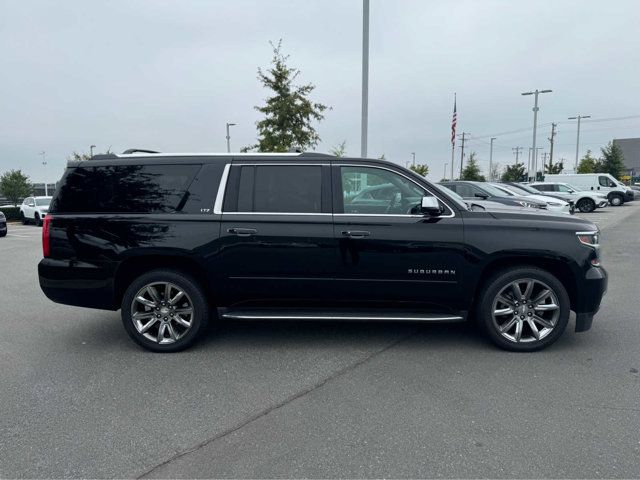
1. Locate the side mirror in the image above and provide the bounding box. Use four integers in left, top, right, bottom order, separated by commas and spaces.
474, 193, 489, 199
420, 196, 442, 216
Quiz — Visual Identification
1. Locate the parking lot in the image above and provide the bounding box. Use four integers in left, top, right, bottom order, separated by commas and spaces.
1, 204, 639, 478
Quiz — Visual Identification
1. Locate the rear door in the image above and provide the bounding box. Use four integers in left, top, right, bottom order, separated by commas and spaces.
332, 163, 465, 311
218, 161, 336, 306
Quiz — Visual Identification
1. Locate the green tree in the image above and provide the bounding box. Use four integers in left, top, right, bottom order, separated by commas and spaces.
244, 40, 329, 152
596, 141, 626, 178
544, 159, 564, 174
501, 162, 526, 182
576, 150, 598, 173
460, 152, 485, 181
330, 141, 347, 157
409, 164, 429, 177
0, 169, 33, 206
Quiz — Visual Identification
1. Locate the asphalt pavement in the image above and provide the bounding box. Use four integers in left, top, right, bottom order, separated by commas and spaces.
0, 204, 639, 478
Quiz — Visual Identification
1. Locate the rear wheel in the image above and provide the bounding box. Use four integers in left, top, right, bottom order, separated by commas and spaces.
609, 194, 623, 207
20, 212, 27, 225
121, 269, 209, 352
577, 198, 595, 213
476, 267, 570, 351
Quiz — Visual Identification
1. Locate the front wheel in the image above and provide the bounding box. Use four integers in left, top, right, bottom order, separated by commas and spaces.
121, 269, 209, 352
609, 194, 623, 207
476, 267, 570, 351
35, 212, 42, 227
577, 198, 595, 213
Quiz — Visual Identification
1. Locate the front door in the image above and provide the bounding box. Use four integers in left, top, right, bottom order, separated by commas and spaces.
218, 162, 336, 306
332, 164, 465, 312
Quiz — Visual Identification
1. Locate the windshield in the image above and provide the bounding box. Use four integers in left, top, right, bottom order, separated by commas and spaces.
433, 184, 469, 210
480, 183, 514, 197
36, 198, 51, 206
508, 183, 539, 195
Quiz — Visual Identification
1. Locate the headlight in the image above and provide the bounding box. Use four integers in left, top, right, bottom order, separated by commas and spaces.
516, 201, 537, 208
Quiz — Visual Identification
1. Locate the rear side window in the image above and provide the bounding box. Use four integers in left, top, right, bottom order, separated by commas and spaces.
233, 165, 323, 213
534, 184, 551, 191
52, 164, 200, 213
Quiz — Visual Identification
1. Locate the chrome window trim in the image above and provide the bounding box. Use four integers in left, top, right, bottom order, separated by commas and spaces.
223, 212, 332, 216
338, 163, 456, 218
213, 163, 231, 214
115, 152, 305, 158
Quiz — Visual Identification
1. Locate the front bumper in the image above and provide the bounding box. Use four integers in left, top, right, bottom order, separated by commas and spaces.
574, 265, 607, 332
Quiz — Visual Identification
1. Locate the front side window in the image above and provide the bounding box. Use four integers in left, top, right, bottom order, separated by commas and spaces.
557, 184, 572, 192
599, 176, 615, 187
341, 166, 426, 215
236, 165, 322, 213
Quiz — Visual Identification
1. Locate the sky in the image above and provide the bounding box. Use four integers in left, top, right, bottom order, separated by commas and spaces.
1, 0, 639, 183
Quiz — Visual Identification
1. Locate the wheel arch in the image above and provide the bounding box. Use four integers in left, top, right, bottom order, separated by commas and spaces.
472, 255, 578, 312
113, 254, 212, 308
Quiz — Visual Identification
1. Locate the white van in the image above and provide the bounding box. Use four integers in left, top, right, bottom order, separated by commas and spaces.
544, 173, 630, 206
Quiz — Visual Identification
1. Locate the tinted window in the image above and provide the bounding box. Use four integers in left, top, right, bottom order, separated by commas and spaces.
534, 184, 551, 191
36, 198, 51, 206
454, 184, 474, 198
53, 164, 200, 213
557, 184, 573, 192
236, 165, 322, 213
342, 166, 426, 215
599, 176, 615, 187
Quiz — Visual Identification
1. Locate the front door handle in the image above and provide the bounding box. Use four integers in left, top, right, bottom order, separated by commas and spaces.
227, 227, 258, 237
342, 230, 371, 239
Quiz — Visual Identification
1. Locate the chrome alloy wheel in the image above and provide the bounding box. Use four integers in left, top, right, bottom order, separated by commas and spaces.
130, 282, 194, 344
491, 278, 561, 344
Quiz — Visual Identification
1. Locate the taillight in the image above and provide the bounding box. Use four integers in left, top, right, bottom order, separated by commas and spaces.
42, 215, 52, 257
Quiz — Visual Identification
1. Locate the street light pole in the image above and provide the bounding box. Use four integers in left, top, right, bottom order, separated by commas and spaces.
522, 89, 552, 180
443, 162, 448, 181
489, 137, 496, 181
568, 115, 591, 170
411, 152, 416, 167
90, 144, 96, 157
39, 151, 47, 196
360, 0, 369, 158
225, 123, 236, 153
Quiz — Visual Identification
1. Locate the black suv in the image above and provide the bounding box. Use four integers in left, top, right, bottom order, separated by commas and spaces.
38, 152, 607, 352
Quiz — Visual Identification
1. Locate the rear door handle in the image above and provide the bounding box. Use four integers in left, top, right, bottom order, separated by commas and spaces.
342, 230, 370, 239
227, 228, 258, 237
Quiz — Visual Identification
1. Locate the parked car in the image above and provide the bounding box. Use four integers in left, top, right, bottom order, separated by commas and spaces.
39, 151, 607, 353
433, 184, 534, 213
489, 183, 572, 214
20, 196, 52, 226
629, 185, 640, 200
0, 211, 6, 237
543, 174, 630, 206
438, 181, 548, 210
530, 182, 609, 213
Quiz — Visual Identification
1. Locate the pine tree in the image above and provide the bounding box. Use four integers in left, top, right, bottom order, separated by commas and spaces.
596, 141, 626, 178
576, 150, 597, 173
244, 40, 329, 152
544, 159, 564, 174
460, 152, 485, 181
330, 141, 347, 157
501, 163, 526, 182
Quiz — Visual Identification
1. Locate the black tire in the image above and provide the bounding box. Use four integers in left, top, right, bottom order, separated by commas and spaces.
35, 212, 42, 227
609, 194, 623, 207
0, 229, 6, 238
577, 198, 595, 213
20, 212, 27, 225
121, 269, 209, 352
476, 267, 570, 352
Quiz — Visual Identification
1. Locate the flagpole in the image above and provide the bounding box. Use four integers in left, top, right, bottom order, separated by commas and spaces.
450, 93, 457, 180
450, 145, 455, 181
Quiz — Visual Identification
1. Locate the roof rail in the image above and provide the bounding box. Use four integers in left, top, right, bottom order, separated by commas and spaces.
121, 148, 160, 154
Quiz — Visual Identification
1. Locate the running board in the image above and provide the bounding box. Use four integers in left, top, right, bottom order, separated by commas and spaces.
220, 309, 464, 322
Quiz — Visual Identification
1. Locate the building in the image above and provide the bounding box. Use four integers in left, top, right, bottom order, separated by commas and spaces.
613, 137, 640, 177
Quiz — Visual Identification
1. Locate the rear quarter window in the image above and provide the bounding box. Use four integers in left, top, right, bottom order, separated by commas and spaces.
52, 164, 200, 213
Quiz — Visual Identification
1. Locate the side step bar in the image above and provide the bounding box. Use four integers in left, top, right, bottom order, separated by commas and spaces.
220, 309, 464, 322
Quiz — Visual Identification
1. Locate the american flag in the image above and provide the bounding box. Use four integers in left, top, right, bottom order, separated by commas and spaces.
451, 95, 457, 146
